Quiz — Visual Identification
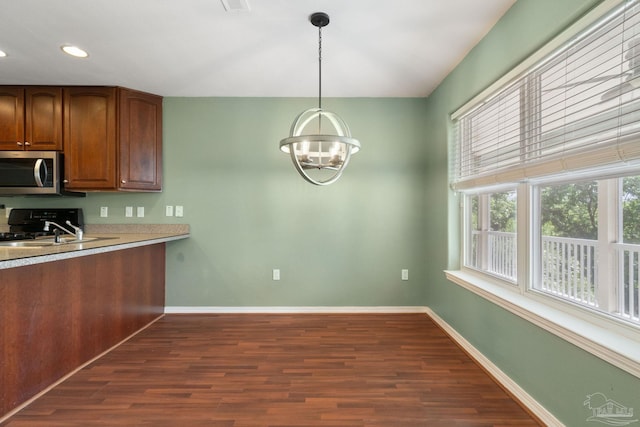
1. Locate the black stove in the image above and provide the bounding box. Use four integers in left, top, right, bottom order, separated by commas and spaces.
0, 232, 40, 241
1, 208, 84, 241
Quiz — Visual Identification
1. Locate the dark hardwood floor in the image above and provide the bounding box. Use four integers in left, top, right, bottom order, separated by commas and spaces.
1, 313, 541, 426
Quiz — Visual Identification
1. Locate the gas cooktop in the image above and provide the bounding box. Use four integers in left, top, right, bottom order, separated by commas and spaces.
1, 208, 84, 242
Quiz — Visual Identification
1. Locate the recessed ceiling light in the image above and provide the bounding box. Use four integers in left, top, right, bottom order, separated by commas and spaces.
0, 50, 7, 58
61, 45, 89, 58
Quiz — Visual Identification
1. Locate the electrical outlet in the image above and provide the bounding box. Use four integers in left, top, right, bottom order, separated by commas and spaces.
125, 206, 133, 217
401, 269, 409, 281
165, 205, 174, 217
272, 269, 280, 281
175, 205, 184, 217
100, 206, 108, 217
137, 206, 145, 218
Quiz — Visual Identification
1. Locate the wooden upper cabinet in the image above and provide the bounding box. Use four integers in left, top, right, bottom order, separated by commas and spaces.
119, 89, 163, 191
63, 87, 118, 190
0, 86, 63, 151
0, 87, 24, 150
63, 87, 162, 192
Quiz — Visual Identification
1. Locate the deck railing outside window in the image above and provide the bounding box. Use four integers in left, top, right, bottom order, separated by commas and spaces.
488, 231, 517, 281
470, 230, 640, 325
469, 230, 517, 281
541, 236, 598, 307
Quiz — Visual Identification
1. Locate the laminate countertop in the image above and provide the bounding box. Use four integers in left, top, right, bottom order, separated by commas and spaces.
0, 224, 189, 270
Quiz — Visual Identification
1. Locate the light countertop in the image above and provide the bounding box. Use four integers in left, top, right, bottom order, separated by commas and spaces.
0, 224, 189, 270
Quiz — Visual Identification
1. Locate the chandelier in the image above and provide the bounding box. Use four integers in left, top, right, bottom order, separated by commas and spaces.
279, 12, 361, 186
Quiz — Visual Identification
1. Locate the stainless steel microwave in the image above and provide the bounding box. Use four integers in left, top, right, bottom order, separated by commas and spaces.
0, 151, 83, 196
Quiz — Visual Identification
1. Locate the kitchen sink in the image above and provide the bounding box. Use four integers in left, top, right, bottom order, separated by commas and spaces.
0, 236, 113, 248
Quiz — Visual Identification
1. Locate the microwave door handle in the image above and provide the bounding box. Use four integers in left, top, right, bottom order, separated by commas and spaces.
33, 158, 45, 187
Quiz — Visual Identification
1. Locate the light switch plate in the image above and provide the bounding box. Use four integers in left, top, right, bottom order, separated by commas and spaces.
100, 206, 108, 217
401, 269, 409, 281
125, 206, 133, 217
175, 205, 184, 217
165, 205, 174, 217
137, 207, 145, 218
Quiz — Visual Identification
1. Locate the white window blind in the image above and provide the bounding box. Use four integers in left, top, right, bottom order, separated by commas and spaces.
451, 0, 640, 190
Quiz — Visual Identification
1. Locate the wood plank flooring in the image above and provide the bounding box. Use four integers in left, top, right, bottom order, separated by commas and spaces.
1, 314, 542, 426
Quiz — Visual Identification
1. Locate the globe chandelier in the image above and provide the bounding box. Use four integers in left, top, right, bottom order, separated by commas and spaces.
279, 12, 361, 186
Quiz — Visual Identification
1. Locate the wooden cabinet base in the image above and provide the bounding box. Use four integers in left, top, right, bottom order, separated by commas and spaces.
0, 244, 165, 417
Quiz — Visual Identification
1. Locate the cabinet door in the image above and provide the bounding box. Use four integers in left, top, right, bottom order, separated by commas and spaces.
0, 87, 25, 150
118, 88, 162, 191
64, 87, 117, 190
25, 87, 63, 151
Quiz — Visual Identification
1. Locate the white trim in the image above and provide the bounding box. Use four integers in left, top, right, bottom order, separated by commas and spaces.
445, 269, 640, 379
425, 307, 563, 427
451, 0, 623, 120
164, 306, 429, 314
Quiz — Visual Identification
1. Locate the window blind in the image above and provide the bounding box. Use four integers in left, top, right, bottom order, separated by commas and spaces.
451, 0, 640, 190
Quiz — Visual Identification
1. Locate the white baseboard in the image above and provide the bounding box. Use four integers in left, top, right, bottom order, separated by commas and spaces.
165, 306, 429, 314
424, 307, 563, 427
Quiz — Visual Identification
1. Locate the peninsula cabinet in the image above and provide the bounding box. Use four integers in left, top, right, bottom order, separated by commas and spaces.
0, 244, 165, 417
0, 86, 63, 151
63, 86, 163, 191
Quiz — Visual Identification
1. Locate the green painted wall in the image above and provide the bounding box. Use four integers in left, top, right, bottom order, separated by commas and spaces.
2, 0, 639, 424
425, 0, 640, 425
163, 97, 431, 306
1, 97, 431, 307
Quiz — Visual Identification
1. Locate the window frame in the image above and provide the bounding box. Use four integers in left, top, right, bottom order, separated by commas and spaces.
453, 173, 640, 380
462, 186, 519, 285
448, 0, 640, 379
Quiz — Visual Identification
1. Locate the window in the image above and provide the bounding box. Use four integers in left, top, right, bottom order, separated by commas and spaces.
465, 189, 517, 282
452, 0, 640, 339
531, 176, 640, 324
536, 180, 599, 308
451, 0, 640, 191
621, 175, 640, 321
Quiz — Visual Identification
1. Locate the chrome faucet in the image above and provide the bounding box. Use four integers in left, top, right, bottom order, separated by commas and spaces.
43, 220, 83, 241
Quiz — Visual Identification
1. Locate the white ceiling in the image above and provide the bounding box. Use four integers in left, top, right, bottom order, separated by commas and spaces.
0, 0, 515, 98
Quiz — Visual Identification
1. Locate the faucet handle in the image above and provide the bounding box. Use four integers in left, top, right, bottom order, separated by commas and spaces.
65, 220, 83, 240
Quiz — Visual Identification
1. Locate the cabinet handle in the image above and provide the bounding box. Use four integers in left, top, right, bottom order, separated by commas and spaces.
121, 180, 127, 184
16, 142, 23, 146
24, 141, 31, 146
63, 179, 69, 183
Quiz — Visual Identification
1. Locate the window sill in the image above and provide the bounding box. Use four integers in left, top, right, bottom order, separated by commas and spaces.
444, 269, 640, 379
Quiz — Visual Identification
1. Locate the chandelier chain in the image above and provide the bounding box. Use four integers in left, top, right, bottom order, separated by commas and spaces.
318, 25, 322, 110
